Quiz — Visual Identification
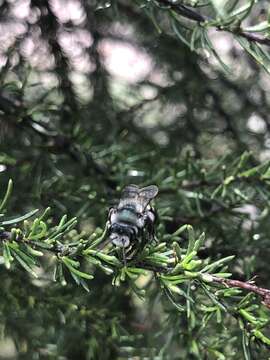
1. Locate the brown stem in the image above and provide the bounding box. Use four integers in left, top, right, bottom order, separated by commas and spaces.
212, 276, 270, 309
139, 259, 270, 309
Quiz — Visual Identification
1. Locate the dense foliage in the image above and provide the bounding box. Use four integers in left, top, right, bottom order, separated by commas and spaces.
1, 0, 270, 359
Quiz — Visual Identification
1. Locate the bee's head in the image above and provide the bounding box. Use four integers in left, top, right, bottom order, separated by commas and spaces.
109, 223, 135, 248
109, 232, 130, 248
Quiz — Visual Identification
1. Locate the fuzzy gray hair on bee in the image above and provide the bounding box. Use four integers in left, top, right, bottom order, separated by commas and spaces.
108, 184, 159, 250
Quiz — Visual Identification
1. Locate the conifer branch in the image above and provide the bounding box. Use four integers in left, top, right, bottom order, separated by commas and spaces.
156, 0, 270, 47
212, 276, 270, 309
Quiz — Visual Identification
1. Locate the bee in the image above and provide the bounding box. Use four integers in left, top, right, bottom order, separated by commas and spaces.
108, 184, 159, 249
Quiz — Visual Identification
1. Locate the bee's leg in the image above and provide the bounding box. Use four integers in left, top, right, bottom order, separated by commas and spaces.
97, 238, 110, 251
145, 208, 157, 244
108, 207, 117, 222
122, 244, 127, 267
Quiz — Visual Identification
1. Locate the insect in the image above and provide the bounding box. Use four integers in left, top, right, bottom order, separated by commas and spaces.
108, 184, 159, 249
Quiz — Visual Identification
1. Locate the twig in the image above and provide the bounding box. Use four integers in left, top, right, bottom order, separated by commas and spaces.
156, 0, 270, 47
212, 275, 270, 309
137, 258, 270, 309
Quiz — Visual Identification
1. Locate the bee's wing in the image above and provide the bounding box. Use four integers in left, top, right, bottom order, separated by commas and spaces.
137, 185, 159, 212
118, 184, 158, 213
118, 184, 140, 210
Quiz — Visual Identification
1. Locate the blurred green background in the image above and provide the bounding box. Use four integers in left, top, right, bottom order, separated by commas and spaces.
1, 0, 270, 359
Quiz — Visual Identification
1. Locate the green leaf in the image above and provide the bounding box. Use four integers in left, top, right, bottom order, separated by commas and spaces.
31, 241, 53, 249
38, 207, 51, 221
244, 21, 270, 33
48, 217, 77, 240
239, 309, 258, 325
212, 272, 232, 278
58, 215, 68, 229
193, 232, 205, 252
242, 331, 251, 360
229, 0, 253, 19
69, 271, 90, 292
185, 259, 202, 270
173, 241, 182, 259
151, 242, 167, 253
201, 255, 235, 273
187, 225, 195, 255
161, 274, 187, 284
10, 249, 38, 278
181, 250, 197, 268
9, 243, 37, 266
98, 263, 114, 275
126, 267, 147, 275
167, 283, 194, 302
87, 224, 109, 249
190, 26, 201, 51
172, 224, 188, 237
62, 257, 93, 280
145, 253, 170, 266
0, 179, 13, 212
84, 250, 122, 267
237, 37, 270, 74
143, 5, 162, 34
200, 273, 213, 282
3, 242, 13, 269
200, 283, 227, 312
62, 256, 80, 268
47, 221, 77, 243
53, 262, 67, 286
252, 329, 270, 346
24, 244, 44, 257
163, 287, 185, 312
29, 220, 47, 239
210, 0, 227, 17
171, 18, 191, 48
201, 29, 231, 72
1, 209, 39, 225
